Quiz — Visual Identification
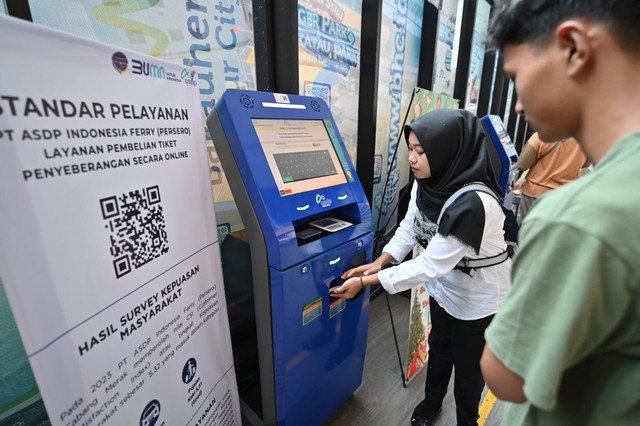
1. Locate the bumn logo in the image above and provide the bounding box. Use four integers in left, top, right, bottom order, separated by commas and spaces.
132, 59, 165, 79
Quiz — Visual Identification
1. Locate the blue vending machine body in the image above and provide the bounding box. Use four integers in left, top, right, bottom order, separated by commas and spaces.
481, 115, 519, 207
207, 90, 372, 425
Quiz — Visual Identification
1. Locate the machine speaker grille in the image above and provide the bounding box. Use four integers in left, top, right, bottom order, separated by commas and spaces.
239, 94, 254, 108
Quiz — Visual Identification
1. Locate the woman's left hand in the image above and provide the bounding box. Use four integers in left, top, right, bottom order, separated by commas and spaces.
329, 276, 363, 300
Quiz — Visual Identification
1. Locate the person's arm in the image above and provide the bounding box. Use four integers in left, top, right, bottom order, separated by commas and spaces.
379, 181, 421, 263
340, 252, 396, 279
377, 233, 469, 293
333, 183, 420, 299
517, 142, 538, 171
332, 233, 472, 299
481, 345, 526, 402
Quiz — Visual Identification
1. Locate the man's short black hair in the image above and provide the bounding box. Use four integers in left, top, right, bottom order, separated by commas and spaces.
488, 0, 640, 52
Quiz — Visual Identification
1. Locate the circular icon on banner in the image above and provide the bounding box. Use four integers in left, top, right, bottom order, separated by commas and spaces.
112, 51, 128, 74
140, 399, 160, 426
182, 357, 197, 384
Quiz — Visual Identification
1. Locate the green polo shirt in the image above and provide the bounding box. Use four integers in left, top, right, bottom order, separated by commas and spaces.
485, 132, 640, 425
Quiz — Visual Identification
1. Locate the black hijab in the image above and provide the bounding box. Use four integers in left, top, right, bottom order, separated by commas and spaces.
404, 109, 503, 252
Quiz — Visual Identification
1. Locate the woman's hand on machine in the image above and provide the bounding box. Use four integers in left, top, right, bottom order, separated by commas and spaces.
329, 276, 364, 299
332, 255, 390, 298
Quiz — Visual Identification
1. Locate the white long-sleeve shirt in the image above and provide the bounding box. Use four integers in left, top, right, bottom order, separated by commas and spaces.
378, 182, 511, 320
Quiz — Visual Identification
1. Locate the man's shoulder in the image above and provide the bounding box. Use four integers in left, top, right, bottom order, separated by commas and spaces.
524, 165, 640, 268
535, 140, 640, 218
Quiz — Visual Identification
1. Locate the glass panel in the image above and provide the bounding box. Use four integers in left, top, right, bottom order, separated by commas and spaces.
28, 0, 258, 241
432, 0, 459, 97
372, 0, 424, 232
465, 0, 491, 112
298, 0, 363, 165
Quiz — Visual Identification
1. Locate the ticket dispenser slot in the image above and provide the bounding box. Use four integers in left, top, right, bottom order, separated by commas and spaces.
208, 89, 372, 426
293, 202, 361, 246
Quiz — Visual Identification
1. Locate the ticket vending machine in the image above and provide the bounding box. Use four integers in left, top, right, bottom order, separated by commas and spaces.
481, 115, 519, 208
207, 90, 372, 426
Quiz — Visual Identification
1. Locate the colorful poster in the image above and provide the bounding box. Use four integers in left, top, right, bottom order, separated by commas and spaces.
0, 15, 240, 425
402, 90, 458, 384
298, 0, 362, 163
411, 87, 460, 119
432, 0, 458, 97
464, 0, 491, 112
28, 0, 257, 241
371, 0, 423, 233
406, 275, 432, 384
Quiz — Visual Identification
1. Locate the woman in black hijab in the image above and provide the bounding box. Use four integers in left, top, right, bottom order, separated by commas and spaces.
331, 109, 511, 426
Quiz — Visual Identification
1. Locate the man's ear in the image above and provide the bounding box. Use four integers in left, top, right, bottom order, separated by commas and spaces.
556, 20, 592, 77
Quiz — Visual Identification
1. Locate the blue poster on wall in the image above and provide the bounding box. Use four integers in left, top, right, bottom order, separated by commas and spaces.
371, 0, 423, 234
298, 0, 363, 165
465, 0, 491, 112
432, 0, 459, 97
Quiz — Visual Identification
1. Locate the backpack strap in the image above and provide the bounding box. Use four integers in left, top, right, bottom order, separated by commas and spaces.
456, 251, 510, 269
537, 139, 564, 161
437, 183, 510, 273
437, 183, 499, 226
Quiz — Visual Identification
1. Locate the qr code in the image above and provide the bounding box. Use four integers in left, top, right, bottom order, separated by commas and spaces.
100, 185, 169, 278
303, 81, 331, 107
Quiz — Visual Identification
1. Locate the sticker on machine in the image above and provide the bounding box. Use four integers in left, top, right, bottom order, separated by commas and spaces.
302, 297, 323, 326
329, 298, 346, 318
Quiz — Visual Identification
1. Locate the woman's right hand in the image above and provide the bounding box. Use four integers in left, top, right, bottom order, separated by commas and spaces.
329, 276, 364, 299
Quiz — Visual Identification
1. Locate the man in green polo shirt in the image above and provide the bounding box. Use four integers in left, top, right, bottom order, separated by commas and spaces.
480, 1, 640, 424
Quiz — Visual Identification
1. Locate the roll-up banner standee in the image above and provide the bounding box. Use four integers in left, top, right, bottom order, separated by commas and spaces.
0, 15, 240, 425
